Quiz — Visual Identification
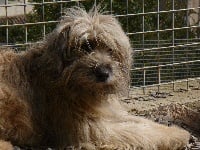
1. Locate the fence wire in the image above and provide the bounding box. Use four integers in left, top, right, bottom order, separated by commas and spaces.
0, 0, 200, 93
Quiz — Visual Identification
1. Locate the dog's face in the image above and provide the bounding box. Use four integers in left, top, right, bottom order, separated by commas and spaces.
54, 7, 132, 96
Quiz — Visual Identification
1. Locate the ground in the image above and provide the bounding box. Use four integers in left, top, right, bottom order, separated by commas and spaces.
121, 79, 200, 149
126, 80, 200, 112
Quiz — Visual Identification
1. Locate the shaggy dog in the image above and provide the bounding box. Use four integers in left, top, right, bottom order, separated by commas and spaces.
0, 7, 190, 150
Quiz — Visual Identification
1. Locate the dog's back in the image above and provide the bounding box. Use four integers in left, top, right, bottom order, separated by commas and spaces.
0, 48, 35, 149
0, 48, 17, 71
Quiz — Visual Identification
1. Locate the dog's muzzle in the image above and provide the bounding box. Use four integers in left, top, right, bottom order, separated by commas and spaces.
93, 64, 112, 83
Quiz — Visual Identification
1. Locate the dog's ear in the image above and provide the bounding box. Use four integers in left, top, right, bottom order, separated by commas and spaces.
54, 26, 71, 61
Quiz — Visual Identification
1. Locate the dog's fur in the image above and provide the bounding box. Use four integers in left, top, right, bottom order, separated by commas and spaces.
0, 7, 190, 149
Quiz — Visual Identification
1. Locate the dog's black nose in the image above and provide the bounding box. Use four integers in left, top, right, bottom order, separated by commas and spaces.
93, 65, 112, 82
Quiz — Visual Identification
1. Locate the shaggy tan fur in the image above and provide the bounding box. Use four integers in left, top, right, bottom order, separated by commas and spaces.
0, 7, 190, 149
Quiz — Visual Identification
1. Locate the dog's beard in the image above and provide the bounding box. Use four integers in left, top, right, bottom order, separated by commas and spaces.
65, 65, 118, 94
61, 57, 128, 98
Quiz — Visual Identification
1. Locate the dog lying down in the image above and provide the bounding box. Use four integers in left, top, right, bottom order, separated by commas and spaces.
0, 7, 190, 150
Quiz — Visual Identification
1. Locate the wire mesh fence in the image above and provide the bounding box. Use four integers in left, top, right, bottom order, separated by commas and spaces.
0, 0, 200, 93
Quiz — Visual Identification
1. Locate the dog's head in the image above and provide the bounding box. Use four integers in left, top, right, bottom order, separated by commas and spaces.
52, 7, 132, 97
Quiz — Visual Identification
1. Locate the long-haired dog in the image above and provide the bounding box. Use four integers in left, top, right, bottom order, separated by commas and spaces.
0, 7, 190, 150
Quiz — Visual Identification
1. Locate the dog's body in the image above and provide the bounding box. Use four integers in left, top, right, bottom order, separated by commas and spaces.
0, 7, 190, 149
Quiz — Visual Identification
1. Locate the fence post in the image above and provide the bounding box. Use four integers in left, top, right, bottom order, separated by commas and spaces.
158, 66, 160, 92
143, 69, 146, 94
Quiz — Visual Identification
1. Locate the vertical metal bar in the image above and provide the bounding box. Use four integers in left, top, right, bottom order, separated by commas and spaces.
142, 0, 145, 94
142, 0, 145, 53
143, 69, 146, 95
186, 0, 189, 90
172, 0, 175, 91
42, 0, 45, 39
60, 0, 63, 17
126, 0, 129, 33
157, 0, 160, 92
24, 0, 28, 47
110, 0, 113, 15
5, 0, 8, 45
126, 0, 131, 97
158, 66, 161, 92
157, 0, 160, 53
94, 0, 97, 7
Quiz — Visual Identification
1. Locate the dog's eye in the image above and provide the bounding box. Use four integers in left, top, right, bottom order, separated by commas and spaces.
108, 48, 113, 54
81, 40, 97, 53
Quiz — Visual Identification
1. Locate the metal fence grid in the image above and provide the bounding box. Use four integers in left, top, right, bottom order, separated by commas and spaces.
0, 0, 200, 93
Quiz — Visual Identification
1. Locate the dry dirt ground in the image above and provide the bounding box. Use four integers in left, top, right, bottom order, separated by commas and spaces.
121, 79, 200, 150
